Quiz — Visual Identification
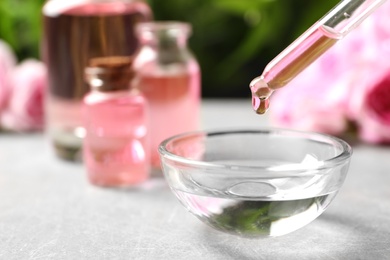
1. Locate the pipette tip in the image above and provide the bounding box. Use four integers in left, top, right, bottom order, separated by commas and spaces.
250, 76, 273, 114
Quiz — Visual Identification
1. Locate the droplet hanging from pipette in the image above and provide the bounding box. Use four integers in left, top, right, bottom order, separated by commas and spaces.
252, 96, 270, 114
250, 76, 273, 114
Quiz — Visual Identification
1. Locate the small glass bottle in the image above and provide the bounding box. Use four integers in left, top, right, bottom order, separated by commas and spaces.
133, 21, 201, 168
42, 0, 152, 161
83, 56, 149, 187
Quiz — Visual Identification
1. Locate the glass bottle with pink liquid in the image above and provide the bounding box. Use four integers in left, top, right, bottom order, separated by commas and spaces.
41, 0, 152, 161
133, 21, 201, 168
83, 56, 150, 187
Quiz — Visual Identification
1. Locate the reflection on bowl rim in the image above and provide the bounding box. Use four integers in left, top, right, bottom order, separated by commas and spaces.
158, 128, 352, 174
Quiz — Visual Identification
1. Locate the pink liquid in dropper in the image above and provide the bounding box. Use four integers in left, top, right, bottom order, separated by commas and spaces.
250, 25, 339, 114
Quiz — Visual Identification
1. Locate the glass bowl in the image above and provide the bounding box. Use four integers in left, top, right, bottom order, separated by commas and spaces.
159, 129, 352, 238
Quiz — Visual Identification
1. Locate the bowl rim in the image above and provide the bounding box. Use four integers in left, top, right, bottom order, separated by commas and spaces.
158, 128, 353, 173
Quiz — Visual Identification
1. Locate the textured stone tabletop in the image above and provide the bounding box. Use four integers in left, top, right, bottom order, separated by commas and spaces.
1, 99, 390, 259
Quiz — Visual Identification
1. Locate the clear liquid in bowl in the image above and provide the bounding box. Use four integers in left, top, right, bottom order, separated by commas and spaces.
174, 189, 336, 237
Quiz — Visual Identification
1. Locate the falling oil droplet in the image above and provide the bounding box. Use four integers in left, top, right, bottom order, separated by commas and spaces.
249, 76, 273, 114
252, 95, 270, 114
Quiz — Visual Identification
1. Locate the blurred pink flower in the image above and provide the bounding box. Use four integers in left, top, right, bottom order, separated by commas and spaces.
349, 62, 390, 144
270, 1, 390, 144
0, 40, 17, 112
1, 59, 47, 132
269, 47, 352, 135
359, 75, 390, 143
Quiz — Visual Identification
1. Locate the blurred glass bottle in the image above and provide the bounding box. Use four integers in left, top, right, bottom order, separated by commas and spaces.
83, 56, 149, 187
133, 21, 201, 168
41, 0, 152, 161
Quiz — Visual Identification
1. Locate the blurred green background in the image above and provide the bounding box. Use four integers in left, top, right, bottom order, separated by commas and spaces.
0, 0, 339, 97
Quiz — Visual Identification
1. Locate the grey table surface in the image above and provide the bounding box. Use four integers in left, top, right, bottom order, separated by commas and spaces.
1, 99, 390, 260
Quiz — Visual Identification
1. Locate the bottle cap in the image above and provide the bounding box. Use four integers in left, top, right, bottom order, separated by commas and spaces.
85, 56, 135, 91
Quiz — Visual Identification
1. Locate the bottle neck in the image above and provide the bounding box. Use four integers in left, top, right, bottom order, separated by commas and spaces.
85, 56, 135, 92
140, 33, 188, 49
143, 33, 190, 65
136, 21, 191, 64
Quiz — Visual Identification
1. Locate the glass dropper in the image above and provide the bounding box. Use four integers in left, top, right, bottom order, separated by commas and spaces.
250, 0, 388, 114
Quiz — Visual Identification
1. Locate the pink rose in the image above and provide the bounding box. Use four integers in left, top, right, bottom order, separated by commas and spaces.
0, 40, 16, 111
270, 74, 349, 135
1, 59, 47, 132
349, 63, 390, 144
360, 76, 390, 144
